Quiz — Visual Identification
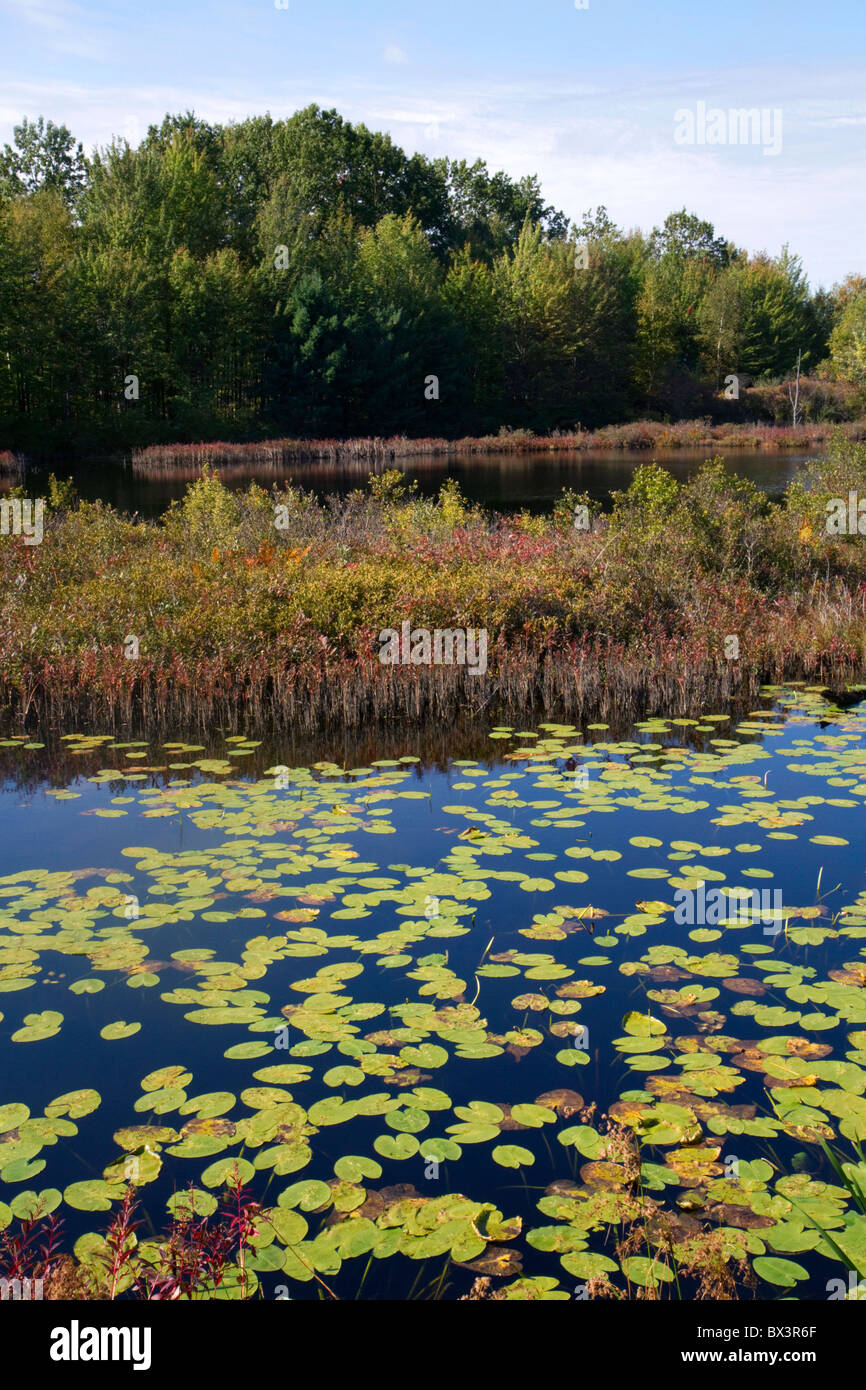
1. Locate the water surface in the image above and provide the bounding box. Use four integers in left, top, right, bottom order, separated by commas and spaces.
4, 448, 818, 518
1, 687, 864, 1300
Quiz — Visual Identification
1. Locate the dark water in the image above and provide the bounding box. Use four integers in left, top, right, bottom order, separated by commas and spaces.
3, 449, 818, 518
1, 688, 865, 1300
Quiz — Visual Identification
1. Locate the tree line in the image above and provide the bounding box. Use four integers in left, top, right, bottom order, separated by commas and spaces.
0, 107, 863, 452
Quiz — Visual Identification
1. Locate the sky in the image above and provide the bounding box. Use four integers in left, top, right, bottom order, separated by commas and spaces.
1, 0, 864, 287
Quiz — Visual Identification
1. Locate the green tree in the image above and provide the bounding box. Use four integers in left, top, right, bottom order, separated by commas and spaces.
352, 214, 465, 432
649, 209, 734, 268
829, 291, 866, 383
0, 117, 86, 207
492, 223, 580, 429
735, 252, 818, 378
697, 266, 746, 386
571, 211, 642, 422
634, 260, 682, 404
442, 159, 567, 259
0, 190, 78, 434
442, 246, 504, 430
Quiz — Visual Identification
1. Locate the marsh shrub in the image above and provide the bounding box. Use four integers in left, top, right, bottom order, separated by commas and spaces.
3, 440, 866, 727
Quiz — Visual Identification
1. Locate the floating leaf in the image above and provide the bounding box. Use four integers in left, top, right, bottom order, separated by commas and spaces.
12, 1011, 63, 1043
752, 1256, 810, 1287
492, 1144, 535, 1169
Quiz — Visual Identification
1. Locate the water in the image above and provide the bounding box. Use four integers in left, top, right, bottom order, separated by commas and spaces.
1, 686, 864, 1300
3, 449, 818, 518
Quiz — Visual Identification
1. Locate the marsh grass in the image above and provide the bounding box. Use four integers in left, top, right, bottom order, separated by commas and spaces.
128, 418, 865, 475
4, 439, 866, 733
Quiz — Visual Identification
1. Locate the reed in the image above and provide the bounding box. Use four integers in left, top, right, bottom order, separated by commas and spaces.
3, 444, 866, 736
128, 419, 864, 474
0, 626, 861, 738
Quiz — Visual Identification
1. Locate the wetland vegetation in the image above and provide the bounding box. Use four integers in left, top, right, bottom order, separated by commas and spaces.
2, 109, 865, 457
3, 100, 866, 1312
1, 687, 866, 1300
3, 441, 866, 1302
4, 438, 866, 734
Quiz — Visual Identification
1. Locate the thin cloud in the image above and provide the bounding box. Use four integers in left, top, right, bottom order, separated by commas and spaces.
0, 63, 863, 284
0, 0, 78, 28
0, 0, 115, 59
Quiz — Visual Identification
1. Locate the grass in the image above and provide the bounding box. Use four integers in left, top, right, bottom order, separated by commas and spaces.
126, 418, 866, 475
3, 435, 866, 733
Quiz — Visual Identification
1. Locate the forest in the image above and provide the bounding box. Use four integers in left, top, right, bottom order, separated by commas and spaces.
1, 107, 864, 452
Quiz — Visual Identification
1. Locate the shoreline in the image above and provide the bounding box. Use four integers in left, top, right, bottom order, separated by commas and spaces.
128, 421, 863, 473
2, 444, 866, 735
3, 419, 864, 475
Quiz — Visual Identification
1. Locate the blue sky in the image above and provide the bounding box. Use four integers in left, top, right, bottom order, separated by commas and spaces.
1, 0, 864, 286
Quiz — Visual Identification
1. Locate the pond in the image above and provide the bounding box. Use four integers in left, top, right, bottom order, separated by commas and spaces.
1, 683, 865, 1300
4, 448, 819, 518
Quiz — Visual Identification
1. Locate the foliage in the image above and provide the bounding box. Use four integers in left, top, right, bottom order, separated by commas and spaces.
2, 439, 866, 729
0, 109, 855, 451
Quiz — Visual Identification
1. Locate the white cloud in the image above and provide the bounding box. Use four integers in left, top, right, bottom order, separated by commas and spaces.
808, 114, 866, 128
381, 43, 409, 66
0, 61, 862, 284
0, 0, 77, 29
0, 0, 115, 60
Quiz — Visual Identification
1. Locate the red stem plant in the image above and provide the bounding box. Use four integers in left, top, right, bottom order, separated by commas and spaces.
3, 442, 866, 736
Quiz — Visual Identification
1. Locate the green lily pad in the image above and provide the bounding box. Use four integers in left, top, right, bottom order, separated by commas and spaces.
45, 1089, 101, 1120
200, 1157, 256, 1188
12, 1011, 63, 1043
374, 1133, 420, 1160
333, 1154, 382, 1183
64, 1179, 120, 1212
492, 1144, 535, 1169
100, 1020, 141, 1041
752, 1256, 810, 1287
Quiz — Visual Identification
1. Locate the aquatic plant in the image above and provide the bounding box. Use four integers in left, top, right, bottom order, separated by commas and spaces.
127, 419, 864, 476
0, 1202, 64, 1286
3, 443, 866, 733
1, 685, 865, 1300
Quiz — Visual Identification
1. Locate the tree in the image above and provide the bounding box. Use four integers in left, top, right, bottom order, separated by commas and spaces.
264, 269, 362, 435
492, 222, 581, 429
0, 117, 86, 207
571, 213, 642, 422
733, 253, 819, 379
168, 246, 261, 427
634, 259, 683, 405
0, 190, 78, 431
831, 273, 866, 315
649, 209, 733, 269
268, 105, 449, 250
829, 291, 866, 383
352, 214, 465, 433
442, 247, 504, 431
443, 159, 567, 260
697, 267, 746, 386
575, 205, 623, 248
637, 213, 731, 395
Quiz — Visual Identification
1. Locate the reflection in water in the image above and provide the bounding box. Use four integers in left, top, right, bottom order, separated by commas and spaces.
3, 448, 818, 519
0, 689, 864, 1301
